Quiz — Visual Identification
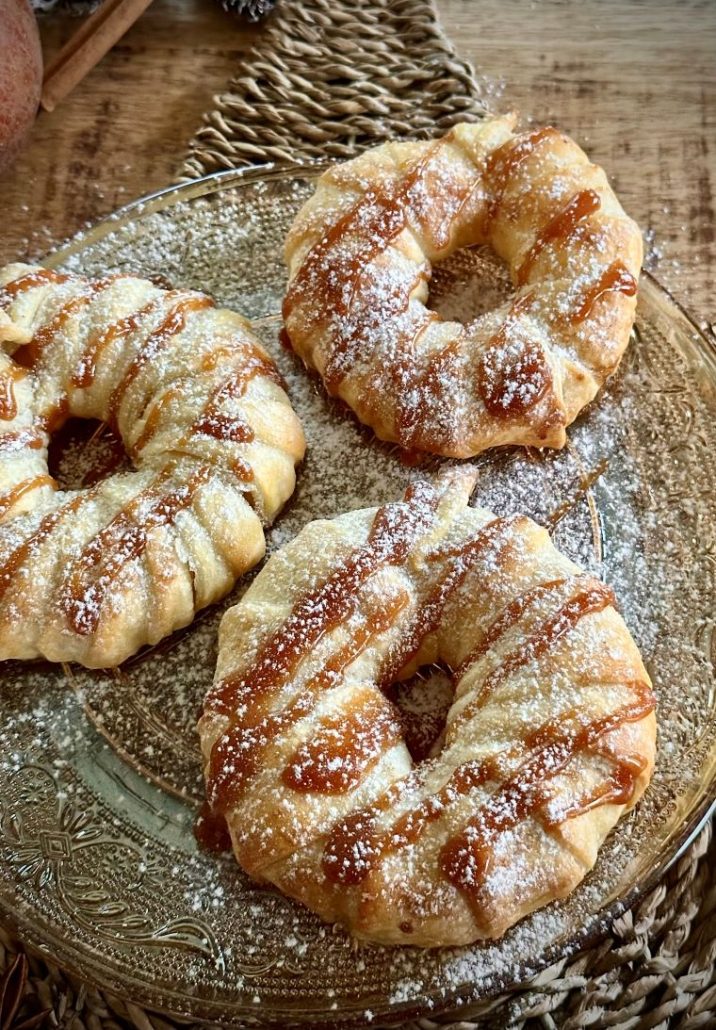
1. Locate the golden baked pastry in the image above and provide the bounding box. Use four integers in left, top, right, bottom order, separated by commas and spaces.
0, 263, 305, 668
199, 472, 655, 947
283, 115, 643, 457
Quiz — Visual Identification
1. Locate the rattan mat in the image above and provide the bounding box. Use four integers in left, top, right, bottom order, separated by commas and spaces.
5, 1, 716, 1027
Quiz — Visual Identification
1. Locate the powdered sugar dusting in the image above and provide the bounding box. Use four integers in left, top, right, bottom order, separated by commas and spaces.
0, 168, 713, 1025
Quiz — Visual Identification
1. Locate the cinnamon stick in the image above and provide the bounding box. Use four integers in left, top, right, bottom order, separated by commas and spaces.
41, 0, 155, 113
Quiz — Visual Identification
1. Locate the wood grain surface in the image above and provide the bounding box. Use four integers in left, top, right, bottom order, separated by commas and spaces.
0, 0, 713, 326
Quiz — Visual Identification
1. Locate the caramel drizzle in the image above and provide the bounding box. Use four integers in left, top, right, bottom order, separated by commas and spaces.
129, 386, 182, 458
570, 261, 638, 325
0, 269, 70, 305
189, 350, 282, 446
38, 397, 70, 436
453, 576, 576, 681
452, 582, 615, 728
206, 592, 409, 812
377, 515, 522, 689
542, 733, 649, 828
0, 428, 45, 453
205, 482, 441, 815
59, 463, 211, 636
0, 367, 26, 421
439, 683, 654, 906
389, 334, 463, 450
0, 492, 90, 603
229, 458, 254, 483
282, 183, 408, 328
133, 346, 281, 474
192, 413, 253, 443
281, 687, 402, 795
516, 188, 601, 286
129, 330, 276, 468
284, 138, 465, 394
320, 577, 626, 886
284, 138, 448, 323
72, 300, 158, 389
484, 127, 558, 223
475, 291, 554, 420
322, 681, 654, 889
206, 480, 441, 720
0, 380, 16, 423
194, 801, 233, 854
0, 475, 56, 519
107, 295, 214, 426
13, 278, 116, 369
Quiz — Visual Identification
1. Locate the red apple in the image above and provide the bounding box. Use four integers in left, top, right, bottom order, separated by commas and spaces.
0, 0, 42, 171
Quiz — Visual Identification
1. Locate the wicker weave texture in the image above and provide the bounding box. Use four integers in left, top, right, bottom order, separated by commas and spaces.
3, 823, 715, 1028
181, 0, 489, 178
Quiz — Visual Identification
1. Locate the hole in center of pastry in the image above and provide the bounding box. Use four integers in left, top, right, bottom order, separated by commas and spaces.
427, 244, 512, 324
385, 664, 454, 764
48, 417, 131, 490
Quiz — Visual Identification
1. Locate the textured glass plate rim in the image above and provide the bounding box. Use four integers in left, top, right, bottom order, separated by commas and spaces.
1, 161, 714, 1028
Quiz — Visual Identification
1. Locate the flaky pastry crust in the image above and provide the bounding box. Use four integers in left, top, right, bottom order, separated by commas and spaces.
0, 264, 305, 667
200, 472, 655, 947
283, 116, 643, 457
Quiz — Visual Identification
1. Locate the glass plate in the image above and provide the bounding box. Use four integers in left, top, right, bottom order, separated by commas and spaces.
1, 163, 715, 1028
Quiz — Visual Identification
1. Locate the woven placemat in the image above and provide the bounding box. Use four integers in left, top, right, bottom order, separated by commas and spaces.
5, 1, 715, 1028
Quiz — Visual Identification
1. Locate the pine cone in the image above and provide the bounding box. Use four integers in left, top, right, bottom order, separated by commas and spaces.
221, 0, 278, 21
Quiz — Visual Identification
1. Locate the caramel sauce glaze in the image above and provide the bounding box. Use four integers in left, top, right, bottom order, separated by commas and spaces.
283, 137, 467, 396
454, 582, 615, 725
377, 515, 520, 689
453, 576, 573, 681
439, 682, 654, 909
282, 689, 402, 795
0, 367, 26, 421
0, 269, 70, 304
207, 592, 409, 812
321, 578, 648, 893
129, 387, 182, 458
516, 189, 601, 286
207, 481, 440, 719
0, 475, 56, 519
484, 127, 558, 224
72, 301, 157, 389
59, 464, 211, 636
13, 279, 116, 370
205, 482, 441, 813
107, 296, 214, 426
0, 429, 44, 453
475, 292, 554, 420
323, 683, 654, 891
570, 261, 637, 324
0, 492, 89, 603
194, 801, 233, 854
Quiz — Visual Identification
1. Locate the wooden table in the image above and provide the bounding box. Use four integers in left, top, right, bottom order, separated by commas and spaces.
0, 0, 714, 328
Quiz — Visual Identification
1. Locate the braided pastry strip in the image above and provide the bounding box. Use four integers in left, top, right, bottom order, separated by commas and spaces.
0, 264, 305, 668
200, 473, 655, 947
283, 115, 643, 457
